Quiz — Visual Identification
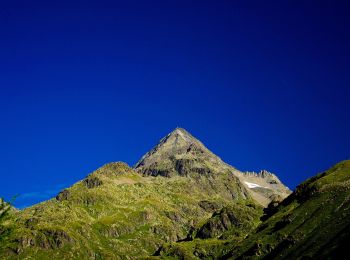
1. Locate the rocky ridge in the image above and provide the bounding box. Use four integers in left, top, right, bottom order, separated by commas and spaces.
135, 128, 291, 206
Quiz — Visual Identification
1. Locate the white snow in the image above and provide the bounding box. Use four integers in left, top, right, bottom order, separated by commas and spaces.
244, 181, 263, 189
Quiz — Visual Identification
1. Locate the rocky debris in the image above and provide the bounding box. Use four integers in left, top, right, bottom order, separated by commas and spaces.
198, 200, 221, 212
84, 176, 103, 188
39, 229, 73, 249
13, 229, 73, 253
165, 211, 182, 222
196, 208, 242, 239
55, 189, 70, 201
140, 210, 153, 221
25, 218, 39, 228
102, 225, 133, 238
15, 236, 35, 249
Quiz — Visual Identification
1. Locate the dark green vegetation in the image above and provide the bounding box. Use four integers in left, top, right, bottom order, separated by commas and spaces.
223, 159, 350, 259
0, 128, 347, 259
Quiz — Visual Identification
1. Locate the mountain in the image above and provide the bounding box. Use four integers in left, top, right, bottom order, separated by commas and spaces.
1, 127, 347, 259
135, 127, 238, 178
235, 170, 291, 206
1, 127, 286, 259
2, 128, 348, 260
158, 160, 350, 259
135, 127, 291, 206
225, 159, 350, 259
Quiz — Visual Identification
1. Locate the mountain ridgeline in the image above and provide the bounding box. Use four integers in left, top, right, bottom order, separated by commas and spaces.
0, 128, 348, 259
134, 128, 291, 206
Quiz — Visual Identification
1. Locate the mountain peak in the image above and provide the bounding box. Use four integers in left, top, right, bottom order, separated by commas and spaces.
134, 128, 291, 206
163, 127, 196, 145
134, 127, 232, 177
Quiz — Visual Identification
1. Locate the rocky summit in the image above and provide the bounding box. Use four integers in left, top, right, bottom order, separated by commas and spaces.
135, 127, 291, 206
1, 128, 347, 259
135, 127, 233, 177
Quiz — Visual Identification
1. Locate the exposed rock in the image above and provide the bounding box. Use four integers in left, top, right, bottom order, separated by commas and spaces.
134, 128, 241, 179
15, 236, 35, 248
165, 211, 182, 222
25, 218, 39, 228
196, 208, 241, 239
236, 170, 292, 206
84, 176, 103, 188
55, 189, 70, 201
39, 229, 73, 249
198, 200, 221, 212
134, 128, 290, 206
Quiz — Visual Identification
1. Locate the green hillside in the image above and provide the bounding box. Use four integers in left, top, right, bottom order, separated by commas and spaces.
0, 162, 258, 259
227, 159, 350, 259
2, 128, 342, 260
159, 160, 350, 259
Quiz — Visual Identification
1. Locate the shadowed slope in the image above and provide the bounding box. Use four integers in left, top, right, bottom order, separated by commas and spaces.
225, 160, 350, 259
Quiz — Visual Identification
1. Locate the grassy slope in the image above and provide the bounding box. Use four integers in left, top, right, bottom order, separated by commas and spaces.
225, 160, 350, 259
156, 202, 262, 259
0, 162, 258, 259
156, 160, 350, 259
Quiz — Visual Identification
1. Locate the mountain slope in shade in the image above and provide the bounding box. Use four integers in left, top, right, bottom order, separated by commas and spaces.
135, 127, 291, 206
226, 159, 350, 259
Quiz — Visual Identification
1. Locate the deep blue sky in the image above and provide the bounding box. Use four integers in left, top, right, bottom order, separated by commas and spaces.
1, 1, 349, 208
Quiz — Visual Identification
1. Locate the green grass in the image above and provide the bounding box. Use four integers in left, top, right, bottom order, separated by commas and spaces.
3, 159, 346, 259
0, 162, 257, 259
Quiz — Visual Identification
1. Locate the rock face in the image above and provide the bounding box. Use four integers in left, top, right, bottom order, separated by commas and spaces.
135, 127, 236, 178
236, 170, 292, 206
55, 189, 70, 201
196, 205, 256, 239
83, 176, 103, 188
135, 127, 291, 206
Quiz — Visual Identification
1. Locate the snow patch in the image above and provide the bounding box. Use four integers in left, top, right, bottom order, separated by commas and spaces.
244, 181, 264, 189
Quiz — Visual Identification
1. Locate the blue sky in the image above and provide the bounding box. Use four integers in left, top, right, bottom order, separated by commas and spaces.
1, 0, 350, 208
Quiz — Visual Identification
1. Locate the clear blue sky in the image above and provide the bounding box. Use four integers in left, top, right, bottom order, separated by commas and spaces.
1, 0, 349, 208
